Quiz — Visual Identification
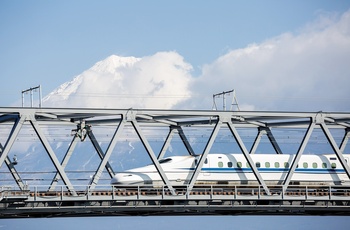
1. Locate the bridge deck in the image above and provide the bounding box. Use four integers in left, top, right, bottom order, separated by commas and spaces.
1, 185, 350, 217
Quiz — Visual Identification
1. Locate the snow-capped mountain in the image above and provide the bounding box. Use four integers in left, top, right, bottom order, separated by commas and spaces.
43, 52, 192, 109
0, 52, 196, 187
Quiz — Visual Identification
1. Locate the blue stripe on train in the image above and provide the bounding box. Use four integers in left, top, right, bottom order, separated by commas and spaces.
180, 167, 345, 174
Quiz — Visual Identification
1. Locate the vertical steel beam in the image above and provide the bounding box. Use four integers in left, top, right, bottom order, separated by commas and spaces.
187, 119, 222, 192
29, 115, 76, 195
87, 127, 115, 177
157, 126, 177, 159
49, 134, 80, 191
282, 119, 315, 191
340, 128, 350, 153
131, 119, 176, 195
227, 121, 271, 195
0, 144, 26, 190
320, 122, 350, 179
89, 119, 125, 190
0, 115, 26, 169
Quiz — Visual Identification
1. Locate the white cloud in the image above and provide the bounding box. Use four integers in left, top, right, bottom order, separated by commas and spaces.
44, 52, 192, 109
44, 10, 350, 112
186, 10, 350, 111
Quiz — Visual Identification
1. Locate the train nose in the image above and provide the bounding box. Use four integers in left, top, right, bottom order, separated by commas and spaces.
111, 174, 123, 184
111, 173, 144, 185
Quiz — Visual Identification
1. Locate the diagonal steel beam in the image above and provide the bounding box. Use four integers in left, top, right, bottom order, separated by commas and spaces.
249, 128, 266, 154
87, 127, 115, 177
250, 127, 283, 154
177, 126, 196, 156
89, 119, 125, 190
0, 143, 26, 190
131, 119, 176, 195
0, 114, 25, 169
49, 134, 80, 191
320, 122, 350, 179
187, 119, 222, 193
282, 119, 315, 191
29, 114, 76, 195
265, 127, 283, 154
158, 126, 196, 160
227, 121, 271, 195
157, 126, 177, 160
340, 128, 350, 153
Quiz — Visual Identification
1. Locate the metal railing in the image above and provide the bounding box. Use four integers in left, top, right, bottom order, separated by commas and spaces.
2, 184, 350, 201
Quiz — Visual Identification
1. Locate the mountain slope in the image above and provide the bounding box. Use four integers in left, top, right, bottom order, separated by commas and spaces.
43, 52, 192, 109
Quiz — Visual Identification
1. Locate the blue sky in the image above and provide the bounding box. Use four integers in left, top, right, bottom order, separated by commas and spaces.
1, 0, 350, 227
1, 0, 350, 110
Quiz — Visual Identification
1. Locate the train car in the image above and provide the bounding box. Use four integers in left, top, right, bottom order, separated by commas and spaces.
111, 153, 350, 186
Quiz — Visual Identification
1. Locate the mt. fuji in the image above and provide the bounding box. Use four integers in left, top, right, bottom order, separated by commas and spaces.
43, 52, 193, 109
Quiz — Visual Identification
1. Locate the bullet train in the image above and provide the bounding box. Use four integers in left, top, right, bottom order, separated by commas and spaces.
111, 153, 350, 186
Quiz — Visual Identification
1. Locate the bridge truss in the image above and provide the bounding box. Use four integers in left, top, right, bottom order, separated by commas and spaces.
0, 107, 350, 217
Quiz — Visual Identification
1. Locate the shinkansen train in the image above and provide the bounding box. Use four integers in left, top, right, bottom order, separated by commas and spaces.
111, 154, 350, 186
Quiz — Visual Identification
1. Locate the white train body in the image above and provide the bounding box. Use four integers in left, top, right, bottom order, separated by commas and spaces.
111, 154, 350, 186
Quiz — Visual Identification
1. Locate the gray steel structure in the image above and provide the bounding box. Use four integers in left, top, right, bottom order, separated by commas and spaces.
0, 107, 350, 217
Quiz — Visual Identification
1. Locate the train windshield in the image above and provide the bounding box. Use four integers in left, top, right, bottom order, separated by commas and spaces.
159, 158, 172, 164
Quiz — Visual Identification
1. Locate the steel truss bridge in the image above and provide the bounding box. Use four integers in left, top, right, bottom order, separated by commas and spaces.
0, 107, 350, 217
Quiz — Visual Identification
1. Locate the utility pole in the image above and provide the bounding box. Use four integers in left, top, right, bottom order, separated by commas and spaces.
22, 85, 42, 108
212, 89, 240, 111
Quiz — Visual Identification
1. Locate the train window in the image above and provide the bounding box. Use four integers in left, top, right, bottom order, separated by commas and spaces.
237, 162, 242, 168
265, 162, 270, 168
331, 163, 337, 169
322, 163, 327, 168
256, 162, 261, 168
330, 157, 337, 160
312, 162, 318, 168
284, 162, 289, 168
204, 158, 208, 164
159, 158, 172, 164
228, 162, 233, 168
218, 162, 223, 168
275, 162, 280, 168
246, 162, 251, 168
303, 162, 308, 168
